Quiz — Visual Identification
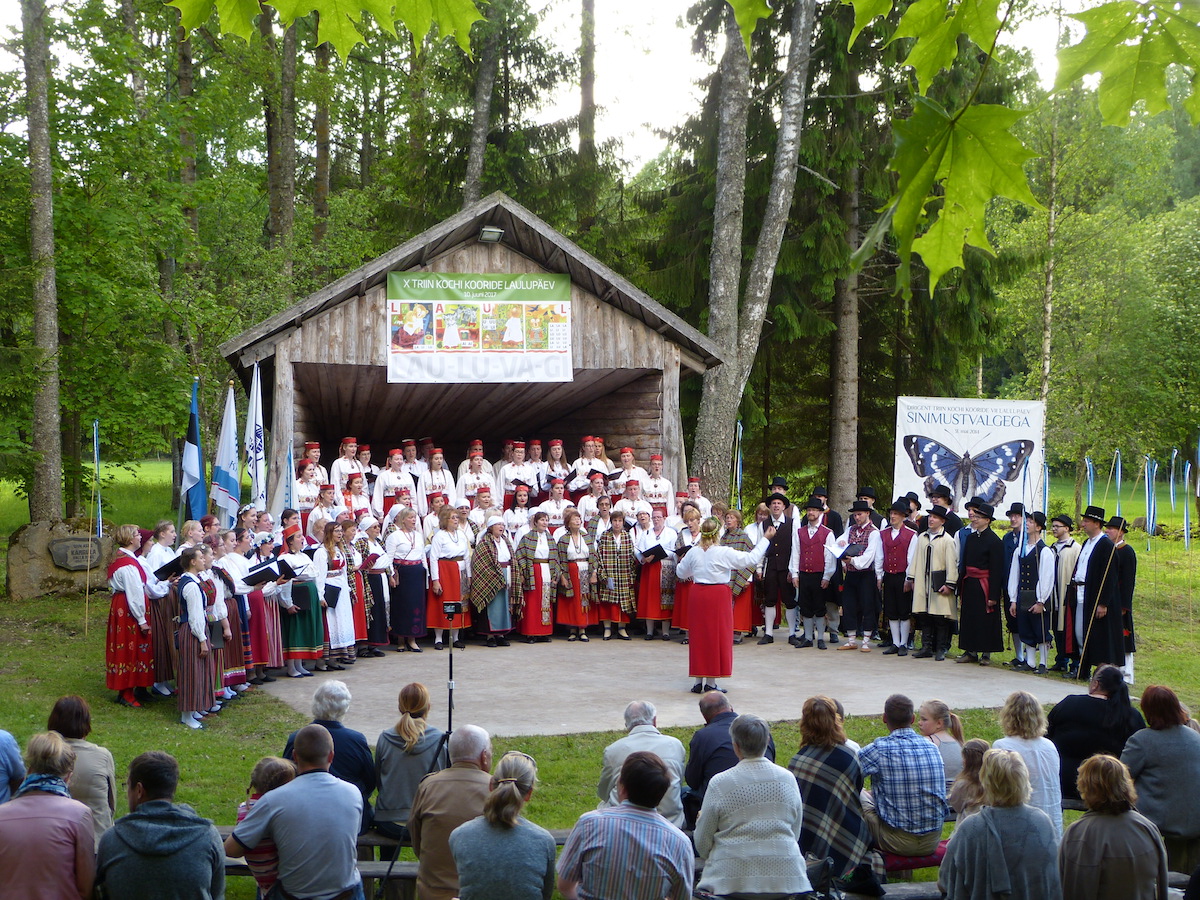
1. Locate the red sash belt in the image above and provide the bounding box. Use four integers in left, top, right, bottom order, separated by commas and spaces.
964, 565, 990, 603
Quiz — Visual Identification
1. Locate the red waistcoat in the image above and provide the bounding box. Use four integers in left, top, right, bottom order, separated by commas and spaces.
798, 524, 831, 573
881, 527, 915, 574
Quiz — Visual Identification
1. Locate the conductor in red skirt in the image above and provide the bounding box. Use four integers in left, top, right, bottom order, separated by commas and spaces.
675, 516, 775, 694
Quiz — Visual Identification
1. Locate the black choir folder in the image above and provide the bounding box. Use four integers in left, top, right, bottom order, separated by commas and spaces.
641, 543, 669, 563
244, 558, 300, 586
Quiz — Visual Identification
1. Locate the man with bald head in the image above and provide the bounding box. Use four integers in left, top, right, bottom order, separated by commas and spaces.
226, 723, 364, 899
597, 701, 686, 828
682, 692, 776, 827
409, 724, 494, 900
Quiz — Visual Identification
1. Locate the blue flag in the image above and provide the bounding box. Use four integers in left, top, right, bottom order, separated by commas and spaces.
182, 378, 207, 520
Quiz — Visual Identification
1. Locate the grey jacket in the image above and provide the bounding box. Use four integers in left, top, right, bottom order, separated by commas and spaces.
96, 799, 224, 900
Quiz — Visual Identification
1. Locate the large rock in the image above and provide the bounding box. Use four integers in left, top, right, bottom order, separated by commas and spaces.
7, 520, 114, 601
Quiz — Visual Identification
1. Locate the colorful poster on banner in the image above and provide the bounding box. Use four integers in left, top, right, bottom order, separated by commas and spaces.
892, 396, 1046, 513
387, 272, 572, 383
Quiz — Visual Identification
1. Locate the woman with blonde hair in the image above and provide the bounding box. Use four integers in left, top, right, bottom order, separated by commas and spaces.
106, 524, 155, 708
449, 751, 556, 900
676, 516, 774, 694
918, 699, 965, 791
374, 683, 448, 841
1060, 754, 1168, 900
994, 690, 1063, 839
0, 732, 95, 899
940, 749, 1061, 900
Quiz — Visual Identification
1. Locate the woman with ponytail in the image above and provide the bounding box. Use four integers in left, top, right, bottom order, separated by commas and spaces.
449, 751, 556, 900
676, 515, 775, 694
374, 683, 448, 841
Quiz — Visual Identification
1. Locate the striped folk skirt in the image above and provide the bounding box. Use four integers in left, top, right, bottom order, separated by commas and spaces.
426, 560, 463, 630
176, 624, 214, 713
365, 572, 391, 646
246, 589, 271, 668
518, 563, 554, 636
149, 589, 179, 682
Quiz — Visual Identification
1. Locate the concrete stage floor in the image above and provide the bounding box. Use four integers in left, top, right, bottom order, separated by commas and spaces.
262, 635, 1082, 743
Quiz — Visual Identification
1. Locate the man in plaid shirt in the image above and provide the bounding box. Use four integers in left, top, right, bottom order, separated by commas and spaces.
858, 694, 949, 856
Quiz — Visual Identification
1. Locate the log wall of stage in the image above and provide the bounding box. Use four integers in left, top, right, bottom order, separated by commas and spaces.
252, 239, 690, 514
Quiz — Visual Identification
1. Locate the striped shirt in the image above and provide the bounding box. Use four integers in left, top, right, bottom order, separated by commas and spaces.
557, 802, 693, 900
858, 728, 948, 835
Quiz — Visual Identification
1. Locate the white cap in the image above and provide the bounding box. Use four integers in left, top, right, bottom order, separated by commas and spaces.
484, 515, 505, 530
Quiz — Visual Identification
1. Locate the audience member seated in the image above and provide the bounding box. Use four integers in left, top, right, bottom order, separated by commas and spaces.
558, 751, 694, 900
939, 749, 1062, 900
1121, 684, 1200, 873
787, 695, 881, 894
282, 679, 376, 833
0, 731, 95, 900
947, 738, 990, 824
48, 695, 115, 850
409, 724, 494, 900
1047, 663, 1144, 800
993, 690, 1063, 840
1059, 754, 1168, 900
235, 756, 296, 897
597, 700, 686, 828
95, 751, 225, 900
449, 750, 556, 900
227, 724, 365, 900
0, 727, 24, 803
682, 692, 775, 829
917, 698, 964, 793
694, 714, 811, 899
374, 682, 449, 842
857, 693, 948, 857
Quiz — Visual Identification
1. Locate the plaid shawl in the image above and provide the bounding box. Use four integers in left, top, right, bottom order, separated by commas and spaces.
591, 529, 637, 614
553, 532, 594, 607
468, 532, 514, 613
514, 530, 555, 624
721, 527, 755, 594
787, 743, 882, 880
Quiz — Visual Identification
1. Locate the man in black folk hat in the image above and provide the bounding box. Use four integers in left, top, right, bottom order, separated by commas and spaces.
1000, 502, 1026, 640
1062, 506, 1122, 680
835, 500, 883, 651
757, 492, 795, 645
788, 496, 837, 649
856, 486, 885, 528
1048, 514, 1081, 674
922, 484, 964, 536
955, 499, 1005, 666
1104, 515, 1137, 685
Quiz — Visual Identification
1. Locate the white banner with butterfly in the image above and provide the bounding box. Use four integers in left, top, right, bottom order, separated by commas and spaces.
894, 397, 1045, 512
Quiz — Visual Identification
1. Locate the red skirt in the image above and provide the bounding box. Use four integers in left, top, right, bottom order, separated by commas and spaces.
519, 563, 555, 636
557, 561, 597, 628
427, 559, 463, 629
732, 585, 755, 633
672, 581, 692, 630
595, 599, 628, 624
351, 572, 369, 641
221, 603, 247, 687
246, 589, 270, 668
689, 583, 734, 679
636, 560, 672, 620
105, 595, 154, 691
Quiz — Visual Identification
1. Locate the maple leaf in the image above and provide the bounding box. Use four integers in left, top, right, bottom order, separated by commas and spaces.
1056, 1, 1200, 126
166, 0, 481, 59
726, 0, 773, 52
846, 0, 893, 47
890, 0, 1001, 94
861, 97, 1040, 293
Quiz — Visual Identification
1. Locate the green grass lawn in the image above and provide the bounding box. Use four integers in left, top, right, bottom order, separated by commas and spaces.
1, 463, 1197, 895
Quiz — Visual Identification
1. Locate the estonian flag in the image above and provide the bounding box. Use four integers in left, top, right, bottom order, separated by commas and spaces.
182, 377, 207, 520
211, 383, 240, 528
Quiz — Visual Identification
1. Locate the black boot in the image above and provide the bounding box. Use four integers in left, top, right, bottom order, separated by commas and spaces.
913, 623, 934, 658
934, 622, 952, 661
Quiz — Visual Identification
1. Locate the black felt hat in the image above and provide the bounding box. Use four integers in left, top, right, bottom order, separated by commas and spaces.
1081, 505, 1107, 523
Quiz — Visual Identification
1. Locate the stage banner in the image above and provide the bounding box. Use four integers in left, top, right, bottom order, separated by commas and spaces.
386, 272, 573, 383
892, 396, 1046, 513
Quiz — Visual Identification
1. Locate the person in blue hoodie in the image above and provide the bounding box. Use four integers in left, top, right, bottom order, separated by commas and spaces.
95, 751, 224, 900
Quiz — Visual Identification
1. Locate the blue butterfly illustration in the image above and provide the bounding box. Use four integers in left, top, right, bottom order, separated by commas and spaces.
903, 435, 1034, 507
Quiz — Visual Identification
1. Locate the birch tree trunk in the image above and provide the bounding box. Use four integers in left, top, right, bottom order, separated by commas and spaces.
463, 2, 500, 208
23, 0, 62, 522
829, 164, 860, 511
313, 26, 331, 248
693, 0, 817, 497
577, 0, 596, 228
